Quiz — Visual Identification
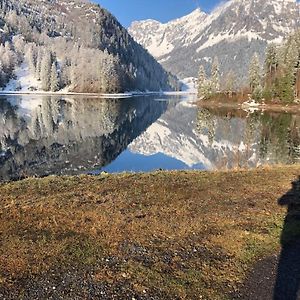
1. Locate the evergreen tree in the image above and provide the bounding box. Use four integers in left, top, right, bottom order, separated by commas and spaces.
263, 44, 279, 101
283, 38, 298, 101
262, 31, 300, 102
296, 59, 300, 100
224, 70, 236, 96
198, 65, 210, 98
273, 38, 299, 102
211, 56, 220, 94
265, 44, 278, 78
249, 53, 262, 101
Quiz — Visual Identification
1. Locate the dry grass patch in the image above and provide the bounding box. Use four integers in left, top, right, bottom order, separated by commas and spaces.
0, 166, 299, 299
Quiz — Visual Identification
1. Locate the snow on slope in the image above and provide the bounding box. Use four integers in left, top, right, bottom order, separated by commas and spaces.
129, 8, 207, 58
180, 77, 197, 93
3, 63, 42, 92
129, 0, 300, 80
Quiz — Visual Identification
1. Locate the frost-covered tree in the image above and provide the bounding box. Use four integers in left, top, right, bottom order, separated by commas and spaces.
0, 0, 177, 92
40, 50, 52, 91
35, 47, 43, 81
101, 55, 120, 93
198, 65, 210, 98
0, 61, 5, 86
12, 35, 25, 62
211, 57, 220, 94
2, 42, 17, 74
50, 62, 60, 92
60, 58, 71, 88
25, 44, 37, 73
0, 41, 17, 87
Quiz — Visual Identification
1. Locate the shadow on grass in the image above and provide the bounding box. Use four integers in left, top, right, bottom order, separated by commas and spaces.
274, 176, 300, 300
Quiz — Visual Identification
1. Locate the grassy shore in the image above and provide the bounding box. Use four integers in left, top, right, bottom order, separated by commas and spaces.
0, 166, 299, 299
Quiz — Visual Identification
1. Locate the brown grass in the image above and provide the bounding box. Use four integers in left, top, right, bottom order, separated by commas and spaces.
0, 166, 299, 298
200, 90, 250, 104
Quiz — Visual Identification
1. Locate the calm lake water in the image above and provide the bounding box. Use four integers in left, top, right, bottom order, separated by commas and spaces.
0, 94, 300, 181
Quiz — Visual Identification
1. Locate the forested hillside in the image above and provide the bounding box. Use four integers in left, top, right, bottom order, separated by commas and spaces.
0, 0, 177, 93
197, 29, 300, 103
262, 30, 300, 102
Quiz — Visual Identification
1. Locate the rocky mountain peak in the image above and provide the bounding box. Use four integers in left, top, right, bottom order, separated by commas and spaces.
128, 0, 300, 83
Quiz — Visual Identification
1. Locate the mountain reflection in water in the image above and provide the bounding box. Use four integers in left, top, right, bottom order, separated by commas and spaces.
0, 95, 300, 182
0, 95, 171, 181
127, 104, 300, 171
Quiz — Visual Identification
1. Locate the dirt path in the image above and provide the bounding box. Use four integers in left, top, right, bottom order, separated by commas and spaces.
239, 200, 300, 300
237, 254, 279, 299
238, 241, 300, 300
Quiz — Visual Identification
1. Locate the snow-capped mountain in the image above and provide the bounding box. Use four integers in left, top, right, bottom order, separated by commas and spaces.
129, 0, 300, 83
129, 9, 207, 59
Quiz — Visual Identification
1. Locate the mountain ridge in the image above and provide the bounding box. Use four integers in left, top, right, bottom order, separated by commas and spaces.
129, 0, 300, 83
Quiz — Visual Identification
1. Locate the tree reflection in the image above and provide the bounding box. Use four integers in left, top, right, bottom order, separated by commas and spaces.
196, 107, 300, 169
0, 95, 168, 181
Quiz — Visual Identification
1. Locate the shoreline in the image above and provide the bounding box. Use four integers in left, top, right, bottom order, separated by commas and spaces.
1, 165, 299, 299
0, 90, 197, 98
197, 99, 300, 114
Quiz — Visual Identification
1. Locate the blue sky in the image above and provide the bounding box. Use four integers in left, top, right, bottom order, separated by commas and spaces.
94, 0, 223, 27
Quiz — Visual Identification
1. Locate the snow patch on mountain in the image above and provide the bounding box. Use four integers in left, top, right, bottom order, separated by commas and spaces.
129, 8, 207, 59
129, 0, 300, 80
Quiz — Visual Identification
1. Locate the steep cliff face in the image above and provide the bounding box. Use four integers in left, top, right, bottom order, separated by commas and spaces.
129, 0, 300, 83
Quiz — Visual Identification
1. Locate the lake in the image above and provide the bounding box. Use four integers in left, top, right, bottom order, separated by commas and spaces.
0, 94, 299, 181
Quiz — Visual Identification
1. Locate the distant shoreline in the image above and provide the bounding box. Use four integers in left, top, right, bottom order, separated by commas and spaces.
0, 90, 197, 98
